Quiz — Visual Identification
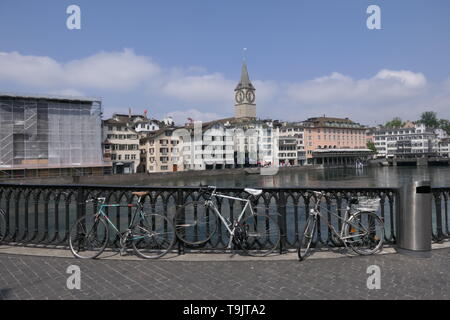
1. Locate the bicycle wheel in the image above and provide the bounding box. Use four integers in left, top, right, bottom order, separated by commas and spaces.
132, 213, 176, 259
174, 201, 218, 245
298, 215, 316, 261
239, 214, 281, 257
344, 211, 384, 256
69, 216, 109, 259
0, 210, 6, 243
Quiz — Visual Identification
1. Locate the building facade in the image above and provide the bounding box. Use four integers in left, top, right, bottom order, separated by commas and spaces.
103, 114, 143, 174
302, 117, 369, 165
279, 123, 306, 166
373, 124, 438, 158
139, 127, 183, 173
0, 92, 110, 178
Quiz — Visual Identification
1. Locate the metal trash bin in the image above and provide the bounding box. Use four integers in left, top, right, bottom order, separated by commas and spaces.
396, 180, 432, 257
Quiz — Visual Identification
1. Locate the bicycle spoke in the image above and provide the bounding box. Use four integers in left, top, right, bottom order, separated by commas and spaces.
174, 201, 218, 245
345, 212, 384, 255
132, 213, 176, 259
69, 216, 109, 259
240, 214, 280, 256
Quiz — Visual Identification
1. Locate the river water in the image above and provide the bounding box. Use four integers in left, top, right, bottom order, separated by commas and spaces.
138, 166, 450, 188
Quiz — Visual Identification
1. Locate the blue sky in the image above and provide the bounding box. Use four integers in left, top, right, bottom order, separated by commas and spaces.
0, 0, 449, 125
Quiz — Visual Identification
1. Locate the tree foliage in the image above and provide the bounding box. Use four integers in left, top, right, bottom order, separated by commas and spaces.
367, 140, 377, 153
384, 117, 404, 128
383, 111, 449, 134
417, 111, 439, 128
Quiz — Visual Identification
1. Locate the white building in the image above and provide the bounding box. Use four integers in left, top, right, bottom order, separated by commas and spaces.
279, 123, 306, 166
373, 124, 438, 158
438, 138, 450, 157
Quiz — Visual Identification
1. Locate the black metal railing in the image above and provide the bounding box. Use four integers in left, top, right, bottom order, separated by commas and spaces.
432, 188, 450, 241
0, 183, 406, 252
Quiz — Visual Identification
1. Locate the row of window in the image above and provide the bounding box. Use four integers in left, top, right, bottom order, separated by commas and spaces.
108, 144, 139, 151
106, 134, 138, 140
111, 154, 137, 161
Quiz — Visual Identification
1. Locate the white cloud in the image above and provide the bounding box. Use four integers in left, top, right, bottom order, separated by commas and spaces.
285, 70, 427, 105
0, 49, 160, 90
0, 49, 449, 125
162, 73, 234, 103
166, 108, 222, 125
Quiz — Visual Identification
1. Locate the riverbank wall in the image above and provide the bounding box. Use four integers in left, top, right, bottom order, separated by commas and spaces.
1, 165, 327, 185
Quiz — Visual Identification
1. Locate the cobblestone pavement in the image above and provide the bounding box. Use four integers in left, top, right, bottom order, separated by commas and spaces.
0, 249, 449, 300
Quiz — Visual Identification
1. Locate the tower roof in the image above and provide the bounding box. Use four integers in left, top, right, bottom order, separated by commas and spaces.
235, 62, 255, 91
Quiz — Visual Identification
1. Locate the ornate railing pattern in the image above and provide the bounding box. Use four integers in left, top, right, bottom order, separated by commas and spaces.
0, 183, 404, 251
432, 188, 450, 241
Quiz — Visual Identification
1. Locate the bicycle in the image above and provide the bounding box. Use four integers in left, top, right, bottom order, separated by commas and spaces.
69, 192, 176, 259
174, 185, 281, 256
0, 209, 6, 243
298, 191, 384, 261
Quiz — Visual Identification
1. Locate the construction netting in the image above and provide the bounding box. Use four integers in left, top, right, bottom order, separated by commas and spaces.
0, 96, 103, 169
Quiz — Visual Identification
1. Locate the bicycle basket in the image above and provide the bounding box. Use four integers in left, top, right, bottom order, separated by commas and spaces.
356, 197, 380, 211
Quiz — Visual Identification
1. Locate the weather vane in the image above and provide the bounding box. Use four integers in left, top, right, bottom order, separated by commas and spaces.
242, 47, 247, 62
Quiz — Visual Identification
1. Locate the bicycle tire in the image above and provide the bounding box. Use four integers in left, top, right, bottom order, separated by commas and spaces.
239, 214, 281, 257
0, 210, 6, 243
344, 211, 384, 256
69, 216, 109, 259
132, 213, 176, 259
174, 201, 218, 246
298, 215, 316, 261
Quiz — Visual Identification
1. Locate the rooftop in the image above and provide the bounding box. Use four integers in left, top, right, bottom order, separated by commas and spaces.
0, 91, 101, 103
303, 116, 365, 129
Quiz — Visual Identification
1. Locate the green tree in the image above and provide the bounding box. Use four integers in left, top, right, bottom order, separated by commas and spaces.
384, 117, 404, 128
417, 111, 439, 128
367, 140, 377, 153
439, 119, 450, 134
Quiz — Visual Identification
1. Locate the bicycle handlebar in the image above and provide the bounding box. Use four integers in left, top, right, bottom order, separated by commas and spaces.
307, 190, 325, 196
86, 197, 106, 203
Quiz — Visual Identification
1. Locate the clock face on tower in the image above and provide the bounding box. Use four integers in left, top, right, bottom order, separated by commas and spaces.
246, 90, 255, 103
235, 90, 245, 104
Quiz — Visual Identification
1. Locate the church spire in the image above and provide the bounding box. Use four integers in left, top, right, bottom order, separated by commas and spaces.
235, 62, 255, 91
234, 55, 256, 119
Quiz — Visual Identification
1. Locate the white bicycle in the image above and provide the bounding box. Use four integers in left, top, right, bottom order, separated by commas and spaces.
174, 185, 281, 256
298, 191, 385, 261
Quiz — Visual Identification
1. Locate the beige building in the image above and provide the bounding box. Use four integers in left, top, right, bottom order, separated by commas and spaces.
103, 114, 142, 174
139, 128, 183, 173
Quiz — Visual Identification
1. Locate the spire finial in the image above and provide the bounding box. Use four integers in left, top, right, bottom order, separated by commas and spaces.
242, 48, 247, 63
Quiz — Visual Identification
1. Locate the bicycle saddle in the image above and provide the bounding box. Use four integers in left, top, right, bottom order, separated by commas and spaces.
244, 188, 263, 196
132, 191, 149, 197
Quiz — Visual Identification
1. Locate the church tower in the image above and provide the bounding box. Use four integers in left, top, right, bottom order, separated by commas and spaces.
234, 62, 256, 119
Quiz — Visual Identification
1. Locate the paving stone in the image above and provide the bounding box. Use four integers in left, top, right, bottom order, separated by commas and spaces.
0, 249, 449, 300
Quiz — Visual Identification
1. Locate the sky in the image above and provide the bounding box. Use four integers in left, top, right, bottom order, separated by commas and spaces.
0, 0, 449, 125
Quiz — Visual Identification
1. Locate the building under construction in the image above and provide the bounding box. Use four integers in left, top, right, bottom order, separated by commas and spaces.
0, 92, 112, 179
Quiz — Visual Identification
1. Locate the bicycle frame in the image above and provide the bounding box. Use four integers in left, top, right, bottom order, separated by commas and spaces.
309, 196, 370, 244
205, 189, 256, 249
94, 199, 149, 242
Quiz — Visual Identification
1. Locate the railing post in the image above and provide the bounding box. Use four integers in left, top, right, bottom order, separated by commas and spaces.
76, 186, 85, 221
176, 189, 185, 255
277, 191, 287, 253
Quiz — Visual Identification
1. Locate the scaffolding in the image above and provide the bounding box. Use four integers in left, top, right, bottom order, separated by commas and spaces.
0, 94, 106, 175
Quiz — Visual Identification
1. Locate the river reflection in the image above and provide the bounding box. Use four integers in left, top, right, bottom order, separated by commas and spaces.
136, 166, 450, 188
